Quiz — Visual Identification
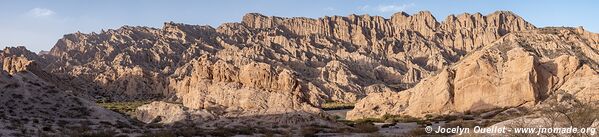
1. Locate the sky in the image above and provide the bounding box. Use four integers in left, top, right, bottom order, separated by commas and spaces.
1, 0, 598, 52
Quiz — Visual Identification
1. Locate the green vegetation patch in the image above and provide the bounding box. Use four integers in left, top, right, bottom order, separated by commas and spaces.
97, 101, 152, 115
321, 101, 355, 110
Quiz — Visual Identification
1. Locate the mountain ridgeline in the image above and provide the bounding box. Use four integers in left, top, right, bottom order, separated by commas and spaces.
44, 11, 533, 103
1, 10, 598, 135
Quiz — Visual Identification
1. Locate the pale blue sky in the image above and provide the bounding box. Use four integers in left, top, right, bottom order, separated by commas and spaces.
1, 0, 598, 52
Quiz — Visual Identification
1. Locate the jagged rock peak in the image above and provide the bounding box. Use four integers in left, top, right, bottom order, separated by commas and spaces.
390, 11, 410, 18
163, 21, 214, 30
491, 10, 518, 16
242, 10, 531, 28
412, 10, 436, 20
1, 46, 37, 57
241, 13, 284, 29
41, 10, 537, 102
240, 10, 534, 40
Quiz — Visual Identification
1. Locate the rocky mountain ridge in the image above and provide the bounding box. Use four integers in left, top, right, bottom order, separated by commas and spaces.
41, 11, 534, 104
11, 11, 537, 126
3, 10, 598, 136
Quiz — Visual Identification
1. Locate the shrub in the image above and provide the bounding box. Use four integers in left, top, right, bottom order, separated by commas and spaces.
408, 128, 428, 136
321, 101, 355, 110
353, 123, 379, 133
145, 123, 164, 129
381, 114, 422, 123
80, 130, 117, 137
230, 126, 254, 135
443, 119, 479, 128
11, 94, 24, 99
300, 126, 320, 136
433, 115, 459, 122
140, 130, 176, 137
537, 98, 599, 137
4, 83, 20, 88
97, 101, 151, 115
173, 127, 205, 136
353, 118, 383, 124
115, 120, 131, 129
47, 89, 59, 94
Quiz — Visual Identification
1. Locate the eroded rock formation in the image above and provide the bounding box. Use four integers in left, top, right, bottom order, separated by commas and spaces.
4, 10, 597, 135
348, 27, 599, 119
41, 11, 535, 105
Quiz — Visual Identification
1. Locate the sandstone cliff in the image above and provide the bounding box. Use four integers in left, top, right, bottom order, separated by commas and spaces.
0, 11, 539, 128
1, 10, 597, 136
348, 27, 599, 119
42, 11, 534, 105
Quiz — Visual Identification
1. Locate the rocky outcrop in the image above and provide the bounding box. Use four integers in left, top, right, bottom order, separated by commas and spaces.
2, 10, 598, 136
41, 11, 535, 105
168, 55, 323, 118
133, 101, 340, 130
134, 101, 215, 124
0, 11, 540, 129
243, 11, 534, 52
0, 47, 44, 74
2, 56, 36, 75
348, 27, 599, 119
122, 11, 537, 128
0, 46, 40, 59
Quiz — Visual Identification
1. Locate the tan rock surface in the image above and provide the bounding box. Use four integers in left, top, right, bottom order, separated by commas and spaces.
134, 101, 215, 124
6, 10, 599, 134
40, 11, 534, 104
0, 11, 540, 129
2, 56, 36, 75
348, 27, 599, 120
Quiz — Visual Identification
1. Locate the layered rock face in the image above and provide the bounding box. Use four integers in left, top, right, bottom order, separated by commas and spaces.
1, 10, 598, 135
167, 55, 323, 116
43, 11, 534, 104
348, 27, 599, 119
0, 11, 533, 127
243, 11, 533, 53
44, 25, 209, 99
